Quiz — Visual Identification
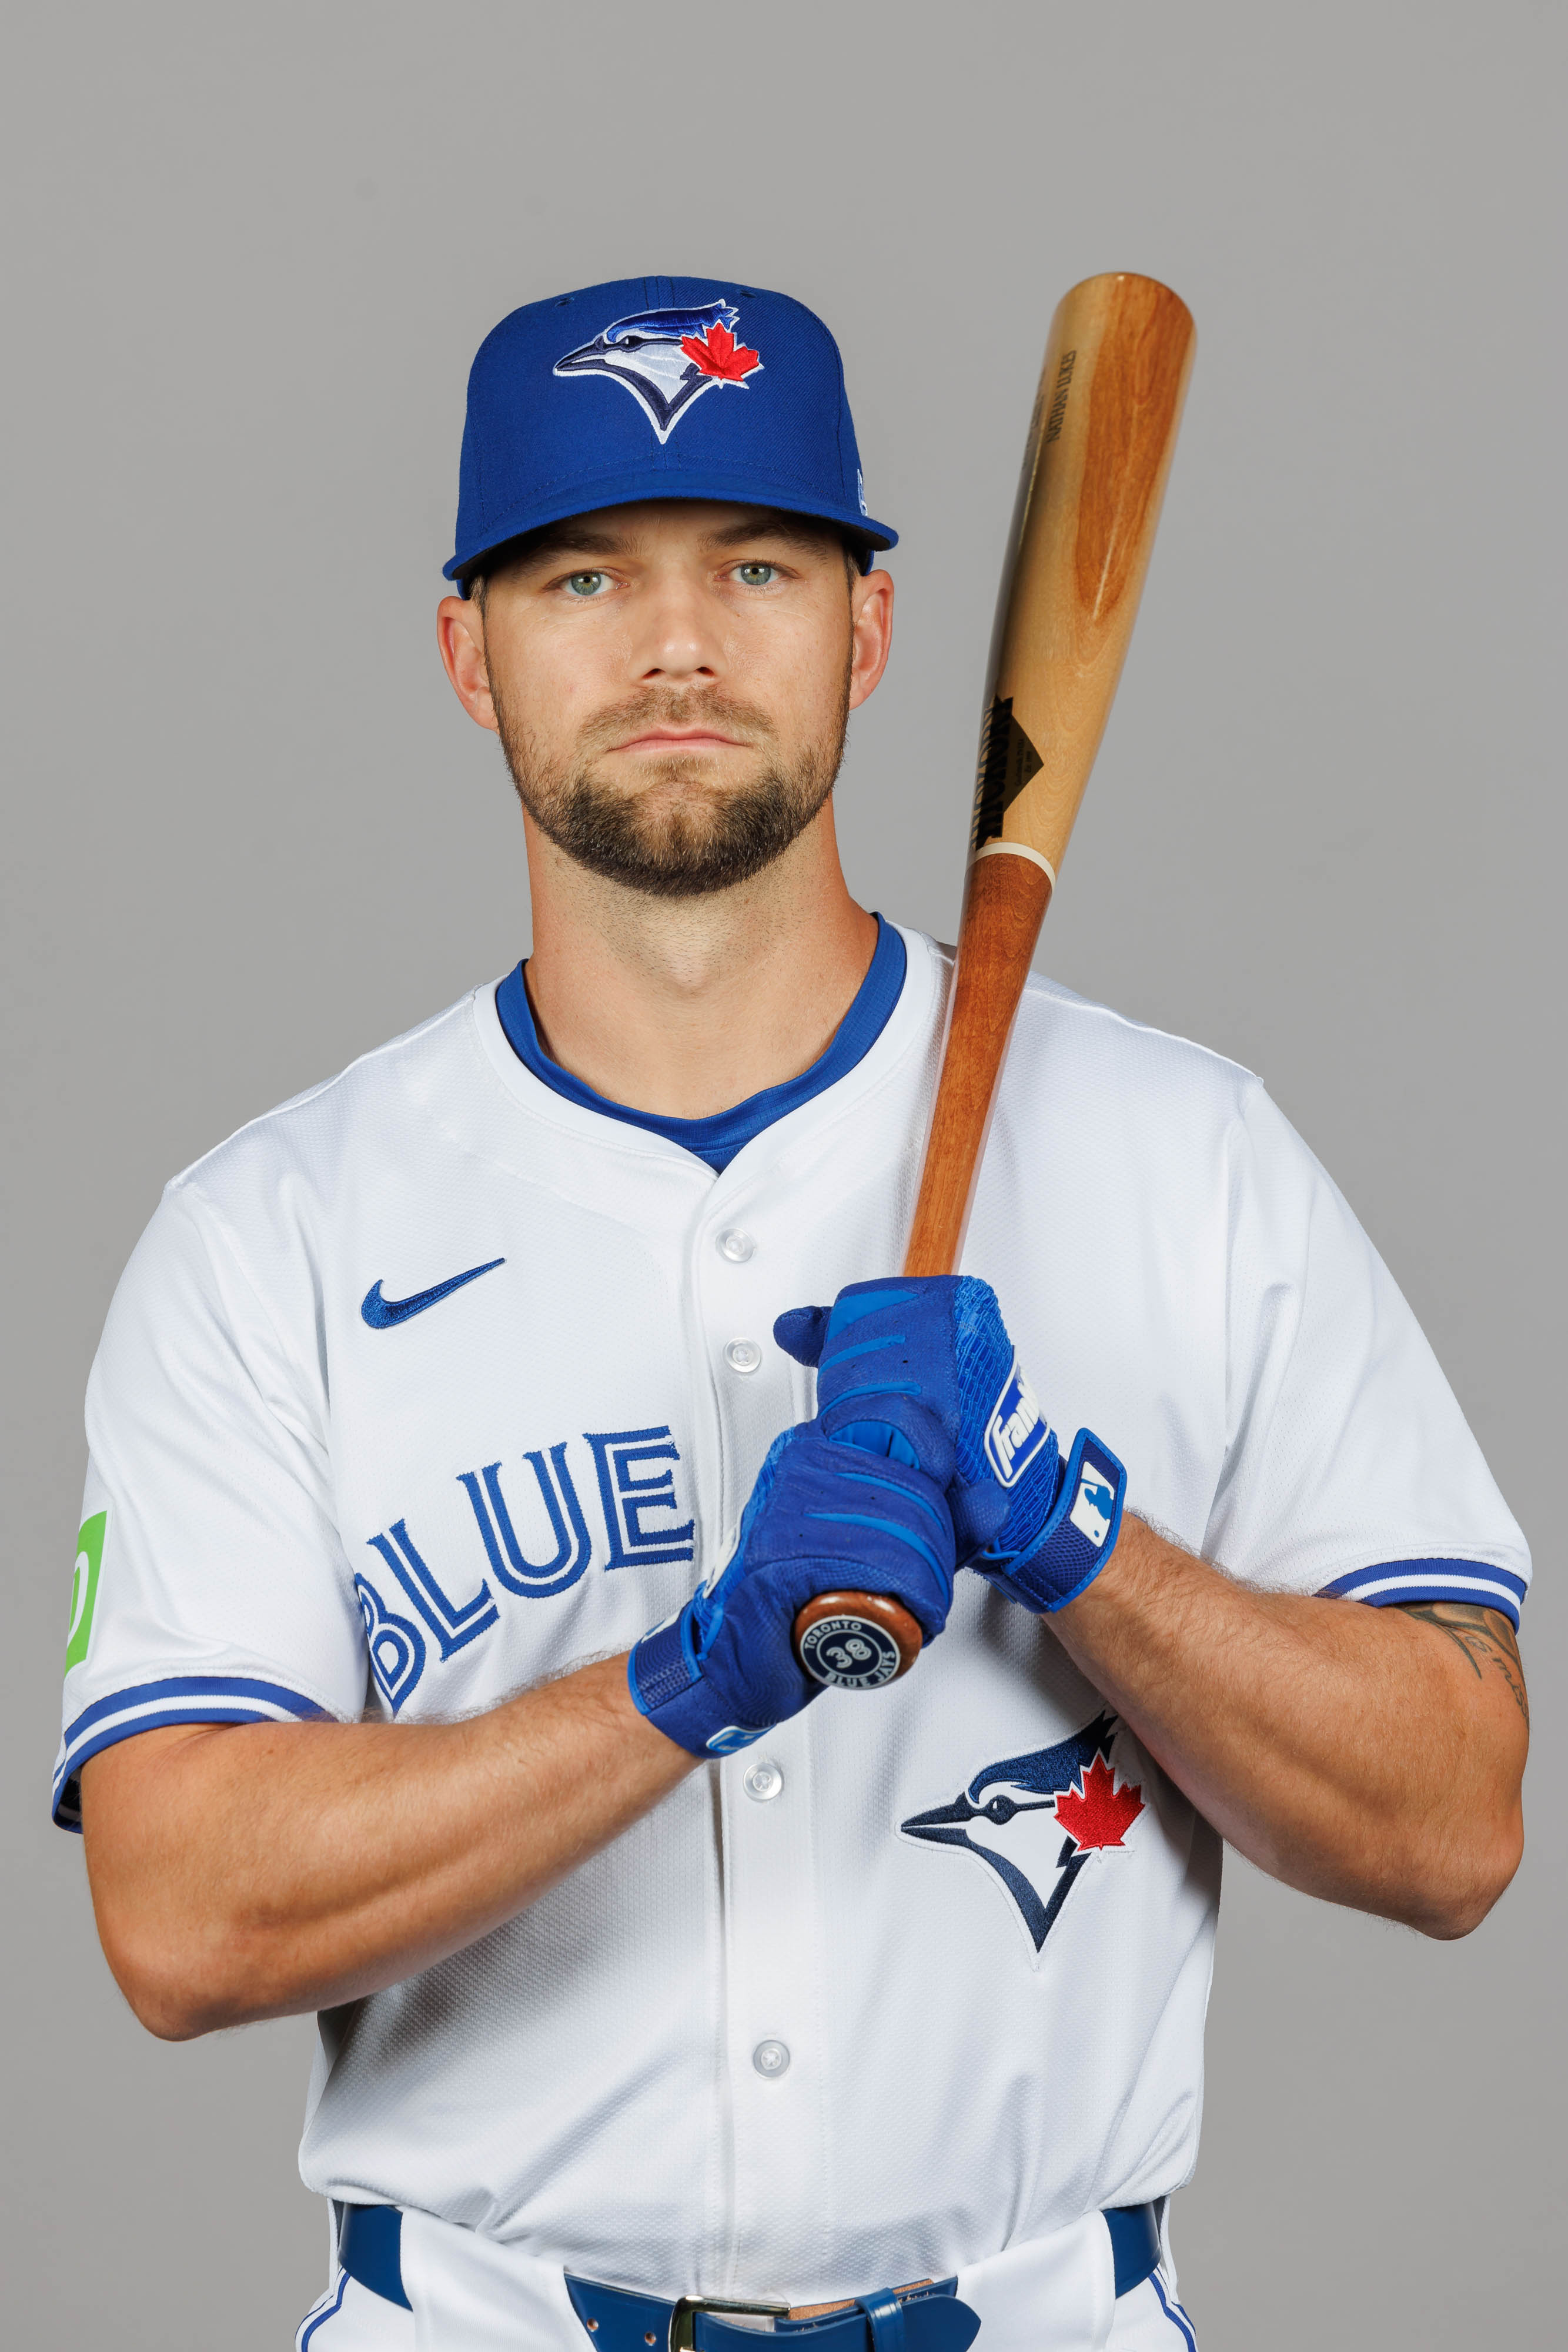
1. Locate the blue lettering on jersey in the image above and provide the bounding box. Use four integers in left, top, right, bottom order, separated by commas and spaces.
366, 1519, 500, 1659
585, 1428, 697, 1568
359, 1425, 696, 1703
354, 1571, 428, 1712
900, 1712, 1145, 1956
459, 1446, 593, 1599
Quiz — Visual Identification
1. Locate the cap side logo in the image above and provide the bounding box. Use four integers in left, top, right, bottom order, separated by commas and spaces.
554, 300, 763, 442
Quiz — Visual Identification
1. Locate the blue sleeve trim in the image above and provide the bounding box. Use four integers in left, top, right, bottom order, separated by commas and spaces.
496, 916, 907, 1173
1317, 1558, 1527, 1628
63, 1673, 332, 1748
52, 1675, 332, 1832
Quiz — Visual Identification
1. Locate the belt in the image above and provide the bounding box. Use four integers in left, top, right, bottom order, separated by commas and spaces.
336, 2204, 1162, 2335
565, 2274, 976, 2352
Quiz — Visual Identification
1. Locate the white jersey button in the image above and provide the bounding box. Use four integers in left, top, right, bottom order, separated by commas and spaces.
752, 2039, 790, 2077
724, 1338, 763, 1375
718, 1228, 755, 1262
743, 1759, 783, 1802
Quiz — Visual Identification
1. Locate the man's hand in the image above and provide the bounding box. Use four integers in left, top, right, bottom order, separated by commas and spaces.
628, 1421, 959, 1756
775, 1275, 1126, 1611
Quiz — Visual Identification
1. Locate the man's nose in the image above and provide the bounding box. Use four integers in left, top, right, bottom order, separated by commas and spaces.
630, 571, 724, 683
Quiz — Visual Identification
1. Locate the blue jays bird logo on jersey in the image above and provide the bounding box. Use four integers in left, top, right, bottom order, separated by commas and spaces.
901, 1712, 1145, 1956
554, 301, 763, 442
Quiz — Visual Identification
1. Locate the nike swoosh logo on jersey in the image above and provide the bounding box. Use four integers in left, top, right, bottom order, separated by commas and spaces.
361, 1258, 506, 1329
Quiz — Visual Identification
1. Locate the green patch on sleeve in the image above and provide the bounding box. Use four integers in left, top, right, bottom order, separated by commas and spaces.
65, 1511, 107, 1673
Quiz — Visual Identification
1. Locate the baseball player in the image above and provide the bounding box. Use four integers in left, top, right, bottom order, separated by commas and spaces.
58, 278, 1530, 2352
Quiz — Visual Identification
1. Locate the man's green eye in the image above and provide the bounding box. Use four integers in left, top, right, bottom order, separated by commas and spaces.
735, 562, 778, 587
565, 571, 607, 597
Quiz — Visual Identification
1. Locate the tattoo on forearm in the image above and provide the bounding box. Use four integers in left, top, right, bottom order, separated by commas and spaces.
1400, 1602, 1529, 1726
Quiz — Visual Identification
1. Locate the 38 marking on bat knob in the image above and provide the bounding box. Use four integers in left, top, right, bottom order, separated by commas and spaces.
799, 1614, 902, 1689
793, 1591, 922, 1689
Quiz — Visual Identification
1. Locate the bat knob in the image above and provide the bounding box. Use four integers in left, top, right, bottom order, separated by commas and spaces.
791, 1592, 924, 1690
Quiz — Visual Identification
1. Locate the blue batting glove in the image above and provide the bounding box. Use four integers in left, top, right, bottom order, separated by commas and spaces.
774, 1275, 1127, 1614
628, 1420, 959, 1757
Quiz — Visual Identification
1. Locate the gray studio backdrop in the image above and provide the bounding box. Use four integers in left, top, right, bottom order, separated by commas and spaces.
3, 5, 1561, 2346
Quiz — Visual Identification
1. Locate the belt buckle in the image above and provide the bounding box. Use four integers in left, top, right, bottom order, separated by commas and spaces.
670, 2296, 790, 2352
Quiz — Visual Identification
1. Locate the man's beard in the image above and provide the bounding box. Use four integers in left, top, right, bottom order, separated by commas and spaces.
492, 680, 850, 900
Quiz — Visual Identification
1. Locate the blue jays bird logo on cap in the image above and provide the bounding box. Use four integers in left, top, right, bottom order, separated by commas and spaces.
984, 1356, 1051, 1488
901, 1712, 1145, 1957
554, 300, 764, 443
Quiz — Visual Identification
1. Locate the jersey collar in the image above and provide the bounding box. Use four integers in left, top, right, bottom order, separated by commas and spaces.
470, 924, 943, 1185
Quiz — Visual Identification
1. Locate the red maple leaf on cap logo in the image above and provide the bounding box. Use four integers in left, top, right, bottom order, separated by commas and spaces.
681, 321, 762, 383
1055, 1753, 1144, 1853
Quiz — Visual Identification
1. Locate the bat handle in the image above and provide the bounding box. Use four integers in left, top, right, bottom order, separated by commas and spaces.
791, 1591, 924, 1689
790, 860, 1051, 1694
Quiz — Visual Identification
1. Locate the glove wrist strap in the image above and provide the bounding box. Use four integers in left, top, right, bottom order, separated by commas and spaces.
629, 1608, 770, 1758
628, 1612, 697, 1714
988, 1428, 1128, 1612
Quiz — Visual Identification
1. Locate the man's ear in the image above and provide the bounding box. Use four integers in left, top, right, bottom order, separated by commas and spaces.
437, 594, 499, 733
847, 568, 894, 712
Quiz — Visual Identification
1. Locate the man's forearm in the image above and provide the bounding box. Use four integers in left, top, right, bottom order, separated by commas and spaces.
81, 1655, 694, 2039
1051, 1517, 1527, 1936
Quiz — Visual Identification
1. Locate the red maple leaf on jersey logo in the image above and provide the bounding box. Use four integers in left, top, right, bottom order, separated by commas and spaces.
681, 320, 762, 383
1055, 1753, 1144, 1852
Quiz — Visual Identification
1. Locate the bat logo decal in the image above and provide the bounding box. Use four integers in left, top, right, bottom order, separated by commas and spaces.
900, 1710, 1144, 1956
554, 302, 763, 442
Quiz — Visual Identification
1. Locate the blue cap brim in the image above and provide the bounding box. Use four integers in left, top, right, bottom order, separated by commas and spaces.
444, 470, 896, 582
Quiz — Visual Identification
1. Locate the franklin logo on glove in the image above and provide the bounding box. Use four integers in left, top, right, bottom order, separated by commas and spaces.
984, 1358, 1051, 1486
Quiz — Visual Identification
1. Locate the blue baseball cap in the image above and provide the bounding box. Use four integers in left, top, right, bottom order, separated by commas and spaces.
445, 274, 897, 583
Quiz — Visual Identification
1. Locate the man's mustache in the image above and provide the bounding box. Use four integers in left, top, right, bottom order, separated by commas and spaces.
576, 693, 778, 758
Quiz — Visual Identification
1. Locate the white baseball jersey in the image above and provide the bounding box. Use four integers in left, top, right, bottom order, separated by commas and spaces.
55, 926, 1527, 2316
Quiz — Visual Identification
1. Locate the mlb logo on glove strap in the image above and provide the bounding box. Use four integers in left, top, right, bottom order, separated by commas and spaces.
554, 300, 763, 442
1069, 1469, 1116, 1548
984, 1357, 1051, 1486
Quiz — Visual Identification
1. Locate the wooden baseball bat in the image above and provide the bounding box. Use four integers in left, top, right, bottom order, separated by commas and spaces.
793, 272, 1196, 1692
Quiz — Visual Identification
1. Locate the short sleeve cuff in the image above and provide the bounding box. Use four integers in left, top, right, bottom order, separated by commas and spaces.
52, 1673, 333, 1830
1318, 1559, 1527, 1629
